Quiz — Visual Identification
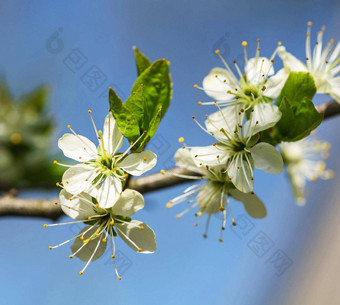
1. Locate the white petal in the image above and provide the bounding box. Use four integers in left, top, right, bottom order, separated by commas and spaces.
71, 226, 107, 262
60, 189, 94, 220
90, 175, 122, 209
202, 68, 237, 101
58, 133, 97, 162
227, 153, 254, 193
197, 183, 222, 214
111, 189, 144, 217
118, 150, 157, 176
278, 46, 308, 72
62, 164, 98, 196
244, 103, 281, 137
229, 189, 267, 218
191, 145, 230, 167
245, 57, 274, 85
115, 220, 156, 253
265, 68, 289, 98
174, 148, 204, 175
250, 142, 283, 174
103, 112, 123, 154
205, 105, 241, 137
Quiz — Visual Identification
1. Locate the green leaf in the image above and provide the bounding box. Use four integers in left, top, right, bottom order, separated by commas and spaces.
131, 59, 171, 121
125, 84, 147, 130
276, 96, 323, 142
277, 72, 316, 106
109, 87, 140, 142
133, 46, 151, 76
262, 72, 322, 144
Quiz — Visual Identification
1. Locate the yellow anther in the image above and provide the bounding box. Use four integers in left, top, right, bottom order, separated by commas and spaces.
178, 137, 184, 143
112, 255, 115, 259
307, 21, 312, 26
198, 101, 202, 105
215, 49, 220, 54
88, 216, 91, 220
278, 41, 282, 46
193, 84, 198, 88
43, 224, 47, 228
110, 220, 114, 226
79, 271, 83, 275
95, 203, 99, 208
80, 236, 84, 240
140, 226, 144, 230
10, 133, 22, 144
321, 25, 326, 31
242, 41, 247, 47
143, 157, 147, 161
219, 238, 223, 242
69, 255, 73, 259
88, 110, 92, 114
67, 125, 71, 128
102, 238, 107, 243
219, 206, 225, 211
49, 246, 52, 250
118, 276, 122, 280
196, 211, 202, 216
160, 169, 165, 175
138, 248, 142, 252
124, 173, 129, 179
176, 215, 180, 219
166, 203, 172, 209
232, 221, 237, 226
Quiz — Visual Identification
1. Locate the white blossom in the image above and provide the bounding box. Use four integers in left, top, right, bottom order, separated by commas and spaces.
56, 111, 157, 208
278, 22, 340, 103
279, 136, 333, 205
45, 188, 156, 278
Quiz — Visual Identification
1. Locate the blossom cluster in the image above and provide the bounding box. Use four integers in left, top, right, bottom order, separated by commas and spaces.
166, 22, 336, 239
46, 111, 157, 278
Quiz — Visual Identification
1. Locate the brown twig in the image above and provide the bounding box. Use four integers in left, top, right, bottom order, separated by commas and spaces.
0, 99, 339, 219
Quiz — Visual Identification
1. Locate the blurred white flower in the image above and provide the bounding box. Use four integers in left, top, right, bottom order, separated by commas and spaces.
166, 148, 267, 241
45, 188, 156, 279
279, 136, 333, 205
191, 105, 283, 193
278, 22, 340, 103
56, 111, 157, 208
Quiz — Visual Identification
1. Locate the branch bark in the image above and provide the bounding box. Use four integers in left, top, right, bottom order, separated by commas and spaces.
1, 99, 339, 219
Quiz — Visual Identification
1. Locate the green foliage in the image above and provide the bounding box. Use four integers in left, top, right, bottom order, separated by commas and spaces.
262, 72, 323, 144
110, 48, 172, 152
0, 80, 63, 190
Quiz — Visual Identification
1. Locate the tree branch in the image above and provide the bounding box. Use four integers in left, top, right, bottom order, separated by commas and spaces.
1, 99, 339, 219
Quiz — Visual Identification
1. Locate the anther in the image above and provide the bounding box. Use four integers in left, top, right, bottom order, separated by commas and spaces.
118, 276, 122, 280
198, 101, 202, 105
232, 221, 237, 226
79, 271, 83, 275
192, 116, 195, 119
219, 206, 225, 211
102, 239, 107, 243
278, 41, 282, 46
193, 84, 198, 88
215, 49, 220, 54
307, 21, 312, 26
166, 203, 172, 209
138, 248, 142, 252
53, 160, 57, 164
49, 246, 52, 250
112, 255, 115, 259
69, 255, 73, 259
242, 41, 247, 47
67, 125, 71, 129
219, 238, 223, 242
203, 234, 207, 238
44, 224, 47, 228
143, 157, 147, 161
88, 110, 92, 114
140, 226, 144, 230
178, 137, 184, 143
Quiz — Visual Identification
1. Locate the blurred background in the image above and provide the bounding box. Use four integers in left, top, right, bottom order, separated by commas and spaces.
0, 0, 340, 304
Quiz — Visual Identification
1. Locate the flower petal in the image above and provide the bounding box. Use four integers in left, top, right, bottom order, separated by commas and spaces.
205, 104, 241, 137
71, 226, 107, 262
118, 150, 157, 176
227, 153, 254, 193
62, 164, 98, 196
89, 175, 122, 209
103, 112, 123, 154
111, 189, 144, 217
202, 68, 236, 101
245, 57, 274, 85
243, 103, 281, 137
197, 182, 223, 214
115, 220, 156, 253
265, 68, 289, 98
250, 142, 283, 174
278, 46, 308, 72
174, 148, 205, 175
191, 145, 230, 167
229, 189, 267, 218
60, 189, 95, 220
58, 133, 97, 162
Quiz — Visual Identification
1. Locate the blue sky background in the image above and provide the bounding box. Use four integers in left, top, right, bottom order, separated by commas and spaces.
0, 1, 340, 304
